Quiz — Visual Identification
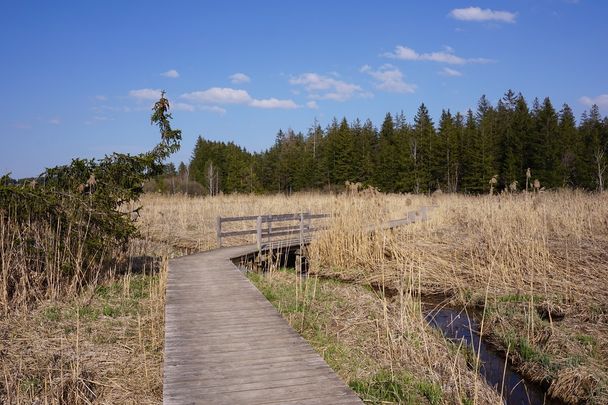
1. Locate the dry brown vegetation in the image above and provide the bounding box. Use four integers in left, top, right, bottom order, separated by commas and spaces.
3, 190, 606, 403
1, 228, 171, 403
309, 190, 608, 404
137, 190, 608, 403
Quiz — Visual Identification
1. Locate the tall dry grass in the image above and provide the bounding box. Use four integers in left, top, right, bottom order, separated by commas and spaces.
0, 203, 172, 403
0, 207, 109, 312
137, 191, 431, 251
1, 237, 168, 404
5, 189, 605, 403
308, 189, 608, 404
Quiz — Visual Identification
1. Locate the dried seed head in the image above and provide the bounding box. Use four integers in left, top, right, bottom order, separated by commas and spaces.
534, 179, 541, 189
87, 174, 97, 187
77, 184, 85, 193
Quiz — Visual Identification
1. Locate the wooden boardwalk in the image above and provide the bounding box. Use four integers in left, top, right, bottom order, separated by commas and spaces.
164, 244, 363, 404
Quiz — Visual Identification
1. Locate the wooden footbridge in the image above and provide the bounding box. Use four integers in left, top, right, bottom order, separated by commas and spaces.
164, 208, 430, 404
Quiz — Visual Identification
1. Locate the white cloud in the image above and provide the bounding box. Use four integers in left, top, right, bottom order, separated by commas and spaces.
440, 67, 463, 77
161, 69, 180, 78
361, 64, 416, 93
306, 101, 319, 109
449, 7, 517, 23
94, 95, 107, 101
129, 88, 162, 101
181, 87, 252, 104
173, 102, 196, 112
250, 98, 298, 109
384, 45, 492, 65
201, 105, 227, 115
181, 87, 297, 110
289, 73, 364, 101
49, 117, 61, 125
229, 73, 251, 84
579, 94, 608, 109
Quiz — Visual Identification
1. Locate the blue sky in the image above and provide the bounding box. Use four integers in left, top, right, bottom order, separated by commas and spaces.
1, 0, 607, 178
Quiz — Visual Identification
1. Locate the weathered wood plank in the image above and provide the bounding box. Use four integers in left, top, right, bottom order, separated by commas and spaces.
164, 240, 362, 404
164, 209, 435, 403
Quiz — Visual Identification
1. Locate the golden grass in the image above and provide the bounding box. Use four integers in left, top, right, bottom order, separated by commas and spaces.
308, 189, 608, 404
250, 269, 503, 404
1, 239, 168, 404
4, 189, 606, 403
138, 190, 608, 403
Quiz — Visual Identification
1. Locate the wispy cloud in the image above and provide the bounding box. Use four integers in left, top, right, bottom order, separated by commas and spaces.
306, 101, 319, 109
48, 117, 61, 125
161, 69, 180, 78
289, 73, 366, 101
249, 98, 298, 109
361, 64, 416, 93
229, 73, 251, 84
13, 122, 32, 129
449, 7, 517, 23
579, 94, 608, 109
181, 87, 297, 109
173, 102, 196, 112
384, 45, 492, 65
94, 95, 107, 101
201, 105, 227, 115
440, 67, 463, 77
182, 87, 252, 104
85, 116, 114, 125
129, 88, 162, 101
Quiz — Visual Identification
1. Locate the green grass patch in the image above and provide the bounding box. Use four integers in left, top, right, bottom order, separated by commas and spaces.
416, 380, 443, 405
349, 370, 417, 404
348, 370, 442, 405
102, 304, 119, 318
42, 306, 61, 322
19, 376, 41, 395
496, 294, 544, 304
77, 306, 100, 321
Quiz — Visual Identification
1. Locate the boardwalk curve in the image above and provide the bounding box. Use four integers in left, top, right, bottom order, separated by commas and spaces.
163, 244, 363, 404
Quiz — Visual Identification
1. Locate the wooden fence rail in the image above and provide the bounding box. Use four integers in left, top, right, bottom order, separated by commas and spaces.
216, 206, 435, 251
217, 212, 330, 250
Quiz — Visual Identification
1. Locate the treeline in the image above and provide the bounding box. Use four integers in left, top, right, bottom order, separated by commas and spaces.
185, 90, 607, 195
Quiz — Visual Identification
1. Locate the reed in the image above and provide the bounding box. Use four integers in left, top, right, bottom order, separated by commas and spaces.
3, 189, 605, 403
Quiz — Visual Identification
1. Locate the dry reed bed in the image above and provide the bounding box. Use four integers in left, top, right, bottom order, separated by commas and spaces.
5, 190, 604, 403
253, 269, 503, 404
309, 190, 608, 404
137, 191, 431, 251
1, 239, 168, 404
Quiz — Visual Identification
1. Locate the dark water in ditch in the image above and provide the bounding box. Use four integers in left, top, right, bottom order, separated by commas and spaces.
425, 305, 564, 405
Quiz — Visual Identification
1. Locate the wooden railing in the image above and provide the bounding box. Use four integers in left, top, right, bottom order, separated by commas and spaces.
217, 206, 435, 251
216, 212, 330, 250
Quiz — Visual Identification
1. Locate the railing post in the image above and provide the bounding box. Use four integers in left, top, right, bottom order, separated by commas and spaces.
216, 216, 222, 247
256, 216, 262, 251
299, 212, 305, 247
267, 215, 272, 245
407, 210, 416, 223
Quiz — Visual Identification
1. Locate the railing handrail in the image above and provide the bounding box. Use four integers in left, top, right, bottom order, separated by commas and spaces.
215, 206, 436, 250
216, 211, 329, 249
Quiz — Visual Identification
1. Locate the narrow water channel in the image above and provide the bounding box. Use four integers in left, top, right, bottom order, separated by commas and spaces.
425, 305, 564, 405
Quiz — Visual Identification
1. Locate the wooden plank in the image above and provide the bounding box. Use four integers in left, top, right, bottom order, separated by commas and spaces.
164, 209, 434, 404
164, 238, 362, 405
220, 228, 258, 237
